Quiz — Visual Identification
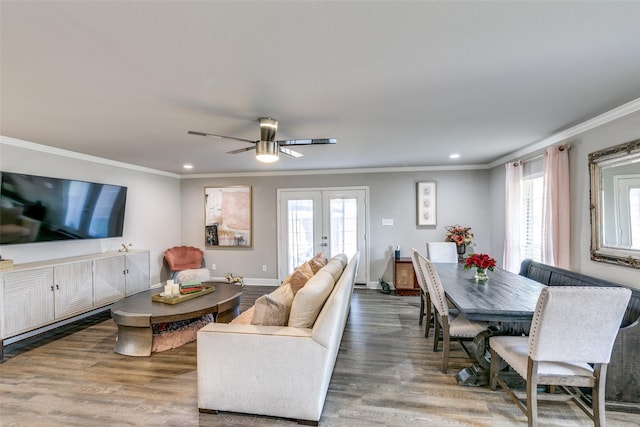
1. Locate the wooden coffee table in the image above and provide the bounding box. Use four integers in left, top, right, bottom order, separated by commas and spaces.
110, 281, 242, 356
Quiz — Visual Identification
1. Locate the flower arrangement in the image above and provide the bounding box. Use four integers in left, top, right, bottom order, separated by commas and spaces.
445, 225, 473, 246
464, 253, 496, 281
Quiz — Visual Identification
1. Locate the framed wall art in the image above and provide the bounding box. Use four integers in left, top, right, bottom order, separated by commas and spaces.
204, 186, 252, 248
416, 181, 436, 226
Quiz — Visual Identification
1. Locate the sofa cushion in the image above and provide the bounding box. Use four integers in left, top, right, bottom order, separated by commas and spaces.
288, 270, 336, 328
251, 284, 294, 326
321, 259, 346, 282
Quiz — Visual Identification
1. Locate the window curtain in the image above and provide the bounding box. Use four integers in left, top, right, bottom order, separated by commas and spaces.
503, 161, 522, 273
541, 145, 570, 268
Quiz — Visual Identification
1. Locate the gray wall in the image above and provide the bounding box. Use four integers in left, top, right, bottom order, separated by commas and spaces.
0, 139, 182, 284
180, 169, 491, 285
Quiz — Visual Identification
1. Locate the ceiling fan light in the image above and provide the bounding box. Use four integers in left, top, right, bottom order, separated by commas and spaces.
256, 140, 279, 163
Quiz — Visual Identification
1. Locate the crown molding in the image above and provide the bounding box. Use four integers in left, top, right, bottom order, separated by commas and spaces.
489, 97, 640, 168
0, 135, 180, 178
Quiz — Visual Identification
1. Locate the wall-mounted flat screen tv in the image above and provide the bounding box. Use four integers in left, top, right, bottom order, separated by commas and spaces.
0, 172, 127, 245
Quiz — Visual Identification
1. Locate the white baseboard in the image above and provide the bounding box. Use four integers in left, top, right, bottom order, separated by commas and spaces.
209, 276, 280, 287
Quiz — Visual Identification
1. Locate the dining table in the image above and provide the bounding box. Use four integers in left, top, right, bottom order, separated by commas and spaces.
431, 262, 548, 385
432, 262, 547, 323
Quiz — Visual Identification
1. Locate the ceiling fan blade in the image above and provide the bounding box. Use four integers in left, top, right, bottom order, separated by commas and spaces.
279, 146, 303, 158
188, 130, 256, 144
227, 146, 256, 155
278, 138, 337, 146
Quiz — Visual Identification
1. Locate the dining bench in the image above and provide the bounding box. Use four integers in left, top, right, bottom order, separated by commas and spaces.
519, 259, 640, 412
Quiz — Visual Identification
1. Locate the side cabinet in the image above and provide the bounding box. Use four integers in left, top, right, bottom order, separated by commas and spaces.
1, 250, 150, 360
93, 251, 150, 303
2, 268, 54, 338
54, 261, 94, 319
394, 257, 419, 296
94, 256, 126, 306
1, 260, 93, 338
124, 251, 150, 296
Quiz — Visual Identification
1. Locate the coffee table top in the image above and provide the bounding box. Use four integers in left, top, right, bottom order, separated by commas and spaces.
111, 281, 243, 324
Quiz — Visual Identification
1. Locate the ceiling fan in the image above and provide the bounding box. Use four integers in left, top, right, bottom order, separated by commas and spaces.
188, 117, 337, 163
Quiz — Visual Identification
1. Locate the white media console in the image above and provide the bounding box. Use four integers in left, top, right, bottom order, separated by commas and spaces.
0, 250, 150, 361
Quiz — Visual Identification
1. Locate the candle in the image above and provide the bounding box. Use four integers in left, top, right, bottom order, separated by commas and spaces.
172, 283, 180, 295
164, 284, 172, 295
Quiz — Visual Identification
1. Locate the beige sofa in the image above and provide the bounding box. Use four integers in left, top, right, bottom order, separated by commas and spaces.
197, 252, 360, 425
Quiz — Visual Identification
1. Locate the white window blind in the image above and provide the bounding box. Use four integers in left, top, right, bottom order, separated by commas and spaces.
520, 158, 544, 262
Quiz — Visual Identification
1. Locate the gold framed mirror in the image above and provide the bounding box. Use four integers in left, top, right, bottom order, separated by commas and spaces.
589, 139, 640, 269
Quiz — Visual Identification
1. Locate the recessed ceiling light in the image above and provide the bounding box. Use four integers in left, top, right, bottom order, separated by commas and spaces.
183, 164, 194, 169
449, 153, 460, 159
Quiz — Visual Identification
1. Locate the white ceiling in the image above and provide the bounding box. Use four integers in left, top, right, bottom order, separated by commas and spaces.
2, 1, 640, 175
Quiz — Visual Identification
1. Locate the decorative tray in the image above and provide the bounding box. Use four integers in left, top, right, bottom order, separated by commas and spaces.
151, 285, 215, 305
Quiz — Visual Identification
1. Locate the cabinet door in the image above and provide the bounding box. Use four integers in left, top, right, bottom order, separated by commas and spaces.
395, 261, 416, 290
3, 268, 54, 337
94, 256, 126, 306
54, 261, 94, 318
125, 251, 150, 296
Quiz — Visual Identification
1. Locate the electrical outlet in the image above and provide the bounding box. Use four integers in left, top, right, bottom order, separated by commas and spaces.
262, 265, 267, 272
211, 264, 216, 271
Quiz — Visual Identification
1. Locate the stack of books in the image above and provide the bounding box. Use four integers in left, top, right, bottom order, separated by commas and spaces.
179, 281, 204, 294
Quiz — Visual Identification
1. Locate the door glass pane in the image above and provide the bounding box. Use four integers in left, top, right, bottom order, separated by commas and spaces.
329, 198, 358, 258
287, 199, 314, 272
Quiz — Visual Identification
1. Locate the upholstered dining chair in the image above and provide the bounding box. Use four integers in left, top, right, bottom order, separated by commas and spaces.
489, 286, 631, 427
415, 251, 489, 373
411, 248, 432, 337
426, 242, 458, 263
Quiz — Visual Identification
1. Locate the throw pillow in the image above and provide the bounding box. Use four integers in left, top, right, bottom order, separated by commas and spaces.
313, 252, 328, 266
308, 257, 325, 274
283, 262, 314, 295
288, 270, 336, 328
251, 284, 294, 326
175, 268, 210, 283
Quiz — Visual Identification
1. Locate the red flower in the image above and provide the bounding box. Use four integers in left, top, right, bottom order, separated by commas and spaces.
464, 253, 496, 271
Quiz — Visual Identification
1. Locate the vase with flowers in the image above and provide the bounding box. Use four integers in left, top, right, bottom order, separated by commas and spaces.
464, 253, 496, 282
445, 225, 474, 261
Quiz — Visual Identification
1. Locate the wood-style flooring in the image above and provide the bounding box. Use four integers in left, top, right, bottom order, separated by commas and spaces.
1, 287, 637, 426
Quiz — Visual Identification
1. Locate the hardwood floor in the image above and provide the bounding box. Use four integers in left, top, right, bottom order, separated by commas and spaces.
1, 287, 637, 426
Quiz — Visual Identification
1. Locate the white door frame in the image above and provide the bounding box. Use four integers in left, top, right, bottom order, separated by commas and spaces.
276, 186, 370, 285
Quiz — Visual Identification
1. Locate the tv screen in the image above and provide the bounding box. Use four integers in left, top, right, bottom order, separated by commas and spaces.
0, 172, 127, 245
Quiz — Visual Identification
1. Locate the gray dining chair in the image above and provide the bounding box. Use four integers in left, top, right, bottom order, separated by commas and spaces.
411, 248, 432, 337
489, 286, 631, 427
426, 242, 458, 263
414, 251, 489, 373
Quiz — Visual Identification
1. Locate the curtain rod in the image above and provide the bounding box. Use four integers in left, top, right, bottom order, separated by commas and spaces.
509, 144, 571, 166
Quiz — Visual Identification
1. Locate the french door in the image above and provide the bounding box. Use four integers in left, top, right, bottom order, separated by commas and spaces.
277, 187, 368, 284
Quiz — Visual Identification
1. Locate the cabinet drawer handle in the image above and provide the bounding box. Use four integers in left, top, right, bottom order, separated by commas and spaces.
51, 285, 54, 292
